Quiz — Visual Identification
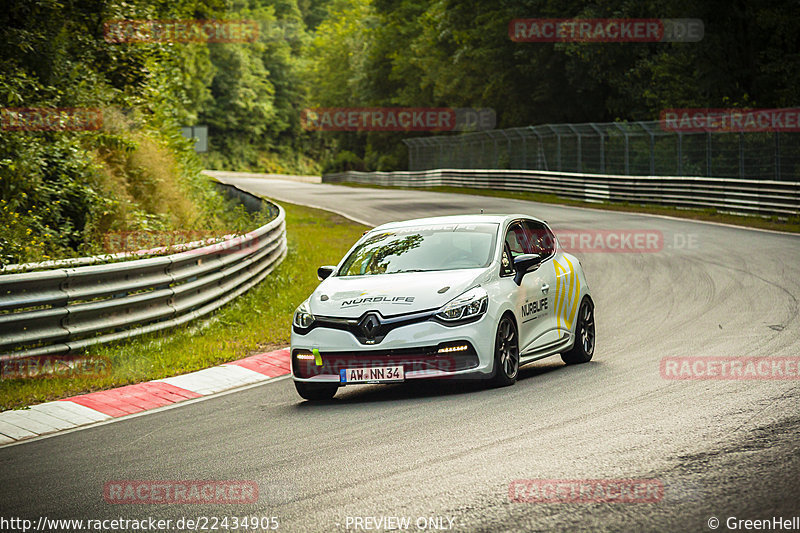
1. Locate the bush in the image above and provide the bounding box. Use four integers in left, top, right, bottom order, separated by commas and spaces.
322, 150, 366, 173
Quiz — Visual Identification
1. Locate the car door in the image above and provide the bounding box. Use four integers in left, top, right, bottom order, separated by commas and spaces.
532, 222, 581, 343
502, 221, 555, 355
518, 221, 560, 353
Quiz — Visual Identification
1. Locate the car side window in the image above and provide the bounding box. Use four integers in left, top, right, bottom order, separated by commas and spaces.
505, 223, 529, 257
523, 221, 556, 258
501, 222, 528, 276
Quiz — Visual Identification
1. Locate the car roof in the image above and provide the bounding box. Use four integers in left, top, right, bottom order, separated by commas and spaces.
371, 214, 546, 232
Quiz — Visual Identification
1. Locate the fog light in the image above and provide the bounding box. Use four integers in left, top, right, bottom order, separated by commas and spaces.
296, 353, 315, 360
438, 344, 468, 354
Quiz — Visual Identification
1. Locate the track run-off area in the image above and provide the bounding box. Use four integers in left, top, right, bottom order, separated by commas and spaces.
2, 173, 799, 532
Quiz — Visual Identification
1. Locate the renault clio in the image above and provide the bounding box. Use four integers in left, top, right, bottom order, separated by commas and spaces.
291, 215, 595, 400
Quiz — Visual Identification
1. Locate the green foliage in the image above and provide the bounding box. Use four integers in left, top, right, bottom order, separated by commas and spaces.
0, 0, 316, 265
303, 0, 800, 170
322, 149, 365, 172
2, 0, 798, 264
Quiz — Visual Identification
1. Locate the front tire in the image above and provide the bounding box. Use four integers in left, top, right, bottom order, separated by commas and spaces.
491, 314, 519, 387
294, 380, 338, 401
561, 297, 595, 365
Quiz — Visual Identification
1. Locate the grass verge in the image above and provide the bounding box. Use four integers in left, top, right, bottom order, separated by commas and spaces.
0, 201, 368, 411
338, 182, 800, 233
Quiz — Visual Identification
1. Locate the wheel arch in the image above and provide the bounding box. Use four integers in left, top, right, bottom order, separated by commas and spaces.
567, 294, 595, 352
500, 308, 518, 329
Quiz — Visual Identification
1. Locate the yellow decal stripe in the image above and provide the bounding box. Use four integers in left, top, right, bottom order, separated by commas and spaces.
564, 256, 580, 329
554, 260, 566, 335
565, 257, 574, 327
312, 348, 323, 366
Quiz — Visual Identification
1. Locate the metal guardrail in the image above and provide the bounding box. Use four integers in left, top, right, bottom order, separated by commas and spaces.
0, 192, 287, 361
323, 169, 800, 217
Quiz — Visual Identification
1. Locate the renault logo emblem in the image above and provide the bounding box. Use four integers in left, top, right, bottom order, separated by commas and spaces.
359, 313, 381, 339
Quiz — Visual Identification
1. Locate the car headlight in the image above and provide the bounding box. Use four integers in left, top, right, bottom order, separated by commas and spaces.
436, 287, 488, 323
293, 299, 315, 329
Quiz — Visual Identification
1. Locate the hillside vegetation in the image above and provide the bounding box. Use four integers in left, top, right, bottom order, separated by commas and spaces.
2, 0, 798, 263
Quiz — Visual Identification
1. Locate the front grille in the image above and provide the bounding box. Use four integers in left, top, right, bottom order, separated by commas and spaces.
294, 308, 438, 344
292, 343, 479, 379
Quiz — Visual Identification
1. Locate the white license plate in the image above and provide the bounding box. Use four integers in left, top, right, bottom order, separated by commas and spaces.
341, 365, 404, 383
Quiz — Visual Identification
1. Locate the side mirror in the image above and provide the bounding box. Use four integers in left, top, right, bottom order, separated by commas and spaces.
513, 254, 542, 285
317, 265, 336, 281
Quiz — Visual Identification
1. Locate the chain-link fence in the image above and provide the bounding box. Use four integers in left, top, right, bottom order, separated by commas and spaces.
403, 121, 800, 180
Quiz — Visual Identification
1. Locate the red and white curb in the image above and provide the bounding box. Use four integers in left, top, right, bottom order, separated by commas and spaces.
0, 348, 290, 446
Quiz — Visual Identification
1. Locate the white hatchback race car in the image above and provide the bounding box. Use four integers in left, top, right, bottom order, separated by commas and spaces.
291, 214, 595, 400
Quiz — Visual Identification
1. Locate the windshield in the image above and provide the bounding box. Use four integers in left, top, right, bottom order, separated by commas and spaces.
338, 223, 499, 276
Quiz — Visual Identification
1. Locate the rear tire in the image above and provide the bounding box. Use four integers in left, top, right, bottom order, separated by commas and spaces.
294, 380, 338, 401
491, 314, 519, 387
561, 297, 595, 365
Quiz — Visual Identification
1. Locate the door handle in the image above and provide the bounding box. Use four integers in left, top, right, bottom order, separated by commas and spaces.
541, 284, 549, 294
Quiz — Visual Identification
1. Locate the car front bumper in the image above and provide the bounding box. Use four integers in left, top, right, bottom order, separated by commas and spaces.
290, 315, 496, 383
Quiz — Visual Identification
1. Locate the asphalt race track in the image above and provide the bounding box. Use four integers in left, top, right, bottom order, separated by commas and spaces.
2, 174, 799, 532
